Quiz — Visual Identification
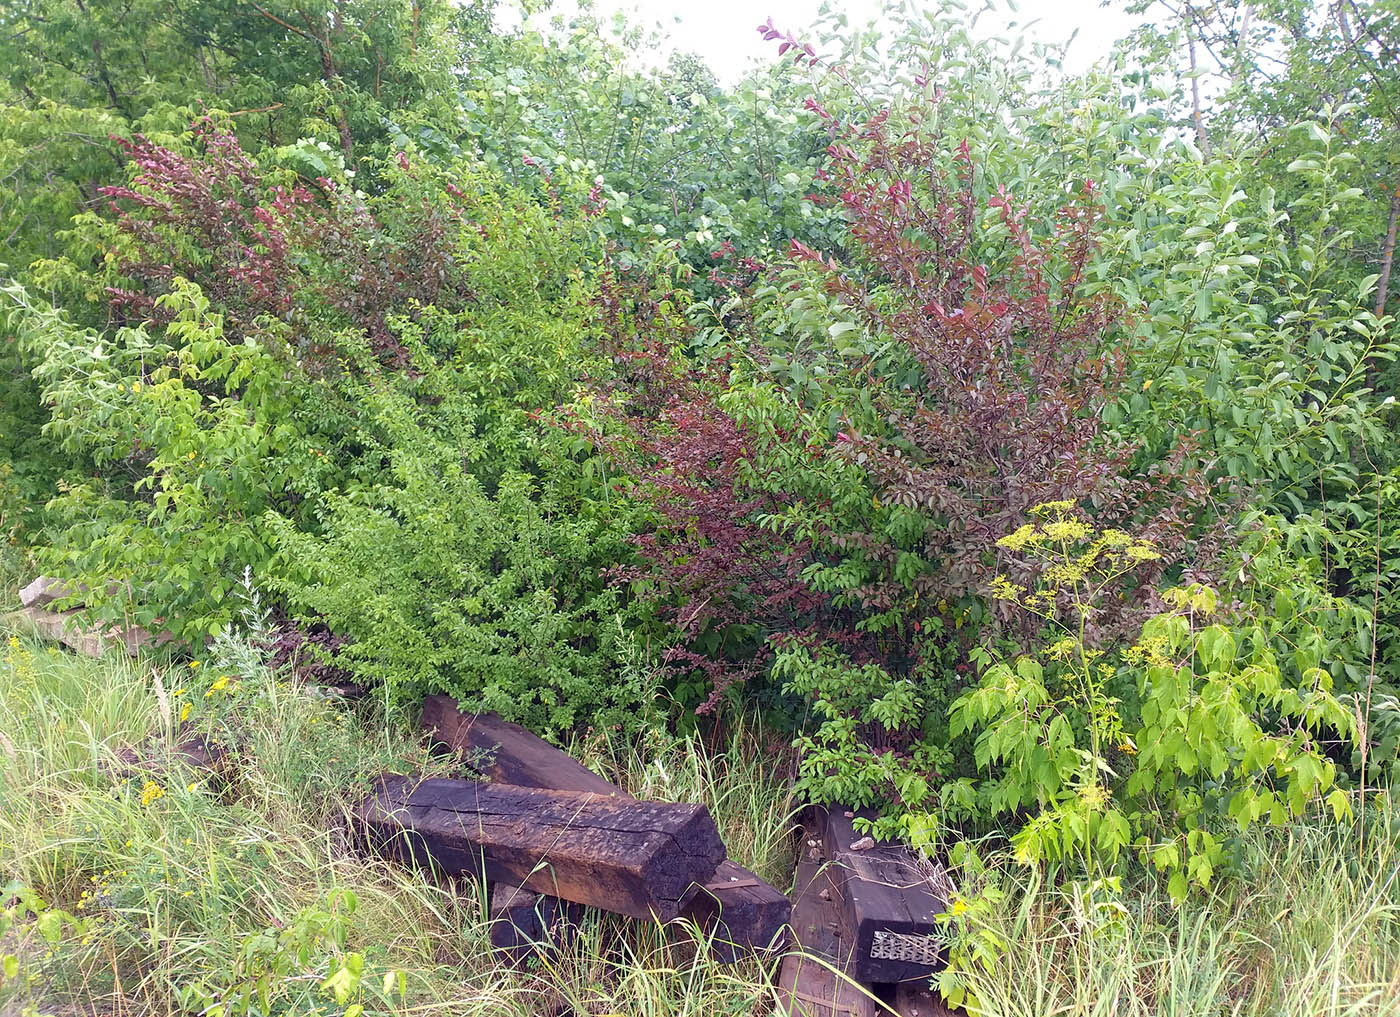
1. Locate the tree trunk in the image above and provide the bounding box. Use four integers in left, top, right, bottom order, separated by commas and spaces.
318, 43, 356, 162
1378, 180, 1400, 316
1185, 12, 1211, 157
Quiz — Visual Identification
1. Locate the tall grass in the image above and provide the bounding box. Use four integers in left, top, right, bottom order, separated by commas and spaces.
945, 814, 1400, 1017
3, 544, 1398, 1016
0, 606, 795, 1016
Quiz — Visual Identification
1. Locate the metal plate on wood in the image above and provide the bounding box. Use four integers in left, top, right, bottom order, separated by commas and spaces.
870, 929, 943, 966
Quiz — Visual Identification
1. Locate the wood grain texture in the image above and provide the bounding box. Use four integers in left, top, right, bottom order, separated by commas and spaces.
682, 860, 792, 960
775, 822, 875, 1017
421, 695, 791, 957
421, 696, 619, 796
352, 774, 725, 921
488, 882, 584, 965
776, 954, 878, 1017
819, 808, 950, 985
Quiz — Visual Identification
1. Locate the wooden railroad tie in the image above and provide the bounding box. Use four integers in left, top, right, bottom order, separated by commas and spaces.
351, 774, 726, 922
487, 882, 584, 965
818, 806, 952, 985
421, 695, 792, 960
775, 818, 876, 1017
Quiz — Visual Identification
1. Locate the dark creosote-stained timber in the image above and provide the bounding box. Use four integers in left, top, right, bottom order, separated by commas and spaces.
352, 774, 726, 922
775, 819, 876, 1017
421, 695, 620, 795
420, 694, 792, 958
488, 882, 584, 966
819, 807, 951, 985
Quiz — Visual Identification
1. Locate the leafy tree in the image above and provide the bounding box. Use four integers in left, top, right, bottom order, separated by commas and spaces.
1126, 0, 1400, 315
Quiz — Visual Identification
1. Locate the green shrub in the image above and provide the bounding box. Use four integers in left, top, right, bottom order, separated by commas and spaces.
2, 123, 666, 735
266, 361, 661, 736
946, 503, 1355, 897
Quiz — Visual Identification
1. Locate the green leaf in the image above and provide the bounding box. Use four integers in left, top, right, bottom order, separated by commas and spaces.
1167, 869, 1188, 904
35, 910, 63, 943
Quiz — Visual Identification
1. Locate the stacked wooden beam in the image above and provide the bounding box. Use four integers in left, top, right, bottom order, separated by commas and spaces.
776, 807, 958, 1017
354, 775, 725, 920
353, 694, 957, 1017
420, 696, 792, 962
350, 696, 790, 965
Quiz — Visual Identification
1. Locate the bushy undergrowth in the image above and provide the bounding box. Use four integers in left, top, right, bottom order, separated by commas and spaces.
3, 124, 661, 737
1, 613, 1395, 1017
3, 0, 1399, 940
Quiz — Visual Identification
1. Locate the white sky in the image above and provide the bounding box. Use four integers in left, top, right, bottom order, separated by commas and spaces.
516, 1, 1150, 83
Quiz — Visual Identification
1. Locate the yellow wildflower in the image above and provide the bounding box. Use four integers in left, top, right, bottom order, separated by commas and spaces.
996, 524, 1040, 552
139, 780, 165, 807
8, 635, 18, 648
1042, 517, 1090, 542
950, 897, 969, 916
189, 660, 200, 669
989, 575, 1025, 601
179, 701, 191, 722
1125, 542, 1161, 562
1078, 782, 1110, 811
1142, 378, 1152, 390
1045, 560, 1087, 585
132, 381, 142, 393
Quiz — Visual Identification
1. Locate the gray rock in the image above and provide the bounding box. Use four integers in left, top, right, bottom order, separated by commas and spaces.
19, 576, 73, 609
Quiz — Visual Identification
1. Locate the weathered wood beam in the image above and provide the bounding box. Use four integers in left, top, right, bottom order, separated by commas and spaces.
421, 696, 620, 795
352, 774, 726, 922
820, 808, 951, 985
891, 982, 961, 1017
421, 695, 792, 958
20, 576, 73, 609
776, 822, 876, 1017
488, 882, 584, 965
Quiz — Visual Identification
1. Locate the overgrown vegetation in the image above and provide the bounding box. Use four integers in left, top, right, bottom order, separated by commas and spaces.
3, 0, 1399, 1013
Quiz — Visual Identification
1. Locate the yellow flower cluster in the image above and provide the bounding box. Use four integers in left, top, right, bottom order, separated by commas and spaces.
996, 524, 1041, 552
1077, 782, 1110, 811
76, 871, 119, 914
990, 575, 1025, 601
4, 635, 36, 693
1125, 634, 1173, 669
139, 780, 165, 807
1042, 517, 1090, 542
